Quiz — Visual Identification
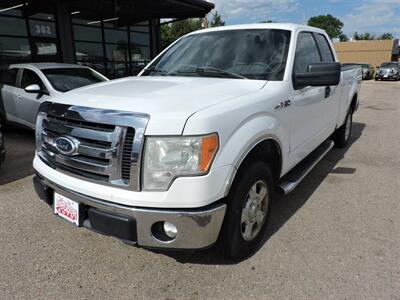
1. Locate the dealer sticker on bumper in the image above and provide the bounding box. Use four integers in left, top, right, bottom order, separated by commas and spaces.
54, 192, 79, 226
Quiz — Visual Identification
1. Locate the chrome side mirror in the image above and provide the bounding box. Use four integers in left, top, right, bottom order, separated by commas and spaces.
24, 84, 49, 95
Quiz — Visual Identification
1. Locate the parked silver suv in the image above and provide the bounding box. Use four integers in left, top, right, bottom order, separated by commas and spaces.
375, 62, 400, 81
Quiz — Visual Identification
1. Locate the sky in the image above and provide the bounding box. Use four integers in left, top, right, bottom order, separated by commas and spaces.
208, 0, 400, 38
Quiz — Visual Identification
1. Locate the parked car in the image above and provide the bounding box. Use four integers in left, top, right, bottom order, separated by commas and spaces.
0, 63, 108, 129
343, 63, 374, 80
375, 62, 400, 81
33, 24, 361, 260
360, 63, 374, 80
0, 127, 5, 166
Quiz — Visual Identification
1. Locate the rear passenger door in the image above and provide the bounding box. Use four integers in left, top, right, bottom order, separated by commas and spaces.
0, 68, 20, 123
314, 33, 340, 133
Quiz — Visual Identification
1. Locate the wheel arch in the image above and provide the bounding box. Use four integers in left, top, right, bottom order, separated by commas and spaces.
224, 137, 283, 197
350, 92, 358, 112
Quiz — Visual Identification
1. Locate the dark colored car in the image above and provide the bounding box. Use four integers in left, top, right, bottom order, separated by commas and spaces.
375, 62, 400, 81
0, 127, 5, 166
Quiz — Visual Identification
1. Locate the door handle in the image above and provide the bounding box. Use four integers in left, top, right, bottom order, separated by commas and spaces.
324, 86, 331, 98
16, 94, 22, 99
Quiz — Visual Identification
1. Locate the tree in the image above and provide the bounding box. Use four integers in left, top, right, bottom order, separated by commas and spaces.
379, 32, 393, 40
307, 14, 343, 39
353, 32, 375, 40
338, 34, 349, 42
160, 18, 202, 49
209, 10, 225, 27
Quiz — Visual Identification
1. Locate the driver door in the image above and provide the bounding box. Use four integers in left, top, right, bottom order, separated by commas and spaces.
16, 68, 50, 128
288, 32, 337, 165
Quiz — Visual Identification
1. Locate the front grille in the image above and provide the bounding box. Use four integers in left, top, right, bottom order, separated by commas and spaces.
121, 128, 135, 180
37, 103, 149, 191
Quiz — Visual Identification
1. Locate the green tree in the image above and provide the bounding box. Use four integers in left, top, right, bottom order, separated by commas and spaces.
209, 10, 225, 27
307, 14, 343, 39
354, 32, 375, 40
338, 33, 349, 42
160, 18, 202, 49
379, 32, 393, 40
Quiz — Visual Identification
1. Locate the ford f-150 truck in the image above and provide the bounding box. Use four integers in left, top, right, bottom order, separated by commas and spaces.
33, 24, 361, 259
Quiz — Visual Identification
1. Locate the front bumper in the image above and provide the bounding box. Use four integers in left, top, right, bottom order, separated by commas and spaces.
375, 74, 398, 80
33, 174, 226, 250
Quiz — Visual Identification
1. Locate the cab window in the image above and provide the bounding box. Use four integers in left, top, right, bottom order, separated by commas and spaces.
316, 34, 335, 62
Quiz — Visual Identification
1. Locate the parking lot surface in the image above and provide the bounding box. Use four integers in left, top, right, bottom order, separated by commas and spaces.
0, 81, 399, 299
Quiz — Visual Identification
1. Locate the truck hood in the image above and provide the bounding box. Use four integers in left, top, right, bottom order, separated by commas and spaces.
49, 76, 266, 134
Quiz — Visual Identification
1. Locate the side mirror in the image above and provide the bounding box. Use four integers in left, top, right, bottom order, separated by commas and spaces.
294, 62, 341, 89
24, 84, 49, 96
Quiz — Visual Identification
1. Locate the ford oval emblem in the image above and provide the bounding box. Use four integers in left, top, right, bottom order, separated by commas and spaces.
54, 136, 78, 156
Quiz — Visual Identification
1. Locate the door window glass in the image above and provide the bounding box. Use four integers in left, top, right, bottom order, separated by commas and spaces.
73, 25, 102, 42
33, 41, 59, 62
0, 16, 27, 36
0, 36, 31, 60
316, 34, 334, 62
21, 69, 45, 90
294, 32, 321, 73
0, 68, 19, 86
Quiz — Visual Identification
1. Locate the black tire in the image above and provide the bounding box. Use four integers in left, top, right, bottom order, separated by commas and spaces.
220, 160, 274, 260
374, 77, 378, 81
333, 108, 353, 148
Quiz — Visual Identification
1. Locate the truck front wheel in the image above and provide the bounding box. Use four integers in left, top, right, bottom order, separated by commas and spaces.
220, 160, 273, 260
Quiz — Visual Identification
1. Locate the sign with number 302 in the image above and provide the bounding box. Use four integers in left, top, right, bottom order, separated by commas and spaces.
35, 24, 52, 36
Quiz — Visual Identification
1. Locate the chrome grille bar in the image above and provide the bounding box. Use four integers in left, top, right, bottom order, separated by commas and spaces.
37, 102, 150, 191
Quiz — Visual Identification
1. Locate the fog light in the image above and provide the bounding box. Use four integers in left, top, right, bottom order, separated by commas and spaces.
163, 222, 178, 239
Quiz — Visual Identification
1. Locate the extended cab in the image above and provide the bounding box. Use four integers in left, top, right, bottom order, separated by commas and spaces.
33, 24, 361, 259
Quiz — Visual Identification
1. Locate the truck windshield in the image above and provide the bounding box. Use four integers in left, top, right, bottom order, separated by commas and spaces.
144, 29, 291, 80
42, 68, 106, 92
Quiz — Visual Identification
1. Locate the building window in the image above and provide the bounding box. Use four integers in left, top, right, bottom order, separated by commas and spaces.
72, 13, 152, 78
0, 2, 59, 65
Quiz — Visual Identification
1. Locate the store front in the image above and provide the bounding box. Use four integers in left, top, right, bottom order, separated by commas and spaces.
0, 0, 213, 78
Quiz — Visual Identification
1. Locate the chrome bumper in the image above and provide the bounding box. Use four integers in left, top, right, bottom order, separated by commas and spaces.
34, 174, 226, 250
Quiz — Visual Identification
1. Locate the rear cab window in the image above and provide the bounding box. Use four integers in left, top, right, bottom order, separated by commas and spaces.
315, 34, 335, 62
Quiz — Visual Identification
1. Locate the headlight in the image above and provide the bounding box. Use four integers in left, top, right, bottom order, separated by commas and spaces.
142, 133, 219, 191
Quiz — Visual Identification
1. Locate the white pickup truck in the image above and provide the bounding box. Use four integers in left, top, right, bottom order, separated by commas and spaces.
33, 23, 361, 259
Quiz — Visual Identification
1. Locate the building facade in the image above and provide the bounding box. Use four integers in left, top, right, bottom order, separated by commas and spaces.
333, 39, 400, 69
0, 0, 214, 78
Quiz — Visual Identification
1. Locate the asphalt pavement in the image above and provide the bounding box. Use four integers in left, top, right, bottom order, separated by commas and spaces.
0, 80, 399, 299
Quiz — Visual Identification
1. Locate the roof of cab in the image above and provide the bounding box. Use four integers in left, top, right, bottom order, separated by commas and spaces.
8, 63, 89, 70
188, 23, 326, 36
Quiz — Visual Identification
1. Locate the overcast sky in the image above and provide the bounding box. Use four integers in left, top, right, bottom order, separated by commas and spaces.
208, 0, 400, 38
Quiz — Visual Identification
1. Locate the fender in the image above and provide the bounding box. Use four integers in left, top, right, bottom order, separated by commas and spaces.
185, 110, 289, 198
212, 112, 288, 171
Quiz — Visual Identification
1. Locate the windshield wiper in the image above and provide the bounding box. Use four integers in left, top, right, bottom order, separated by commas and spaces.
143, 66, 169, 76
176, 66, 247, 79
